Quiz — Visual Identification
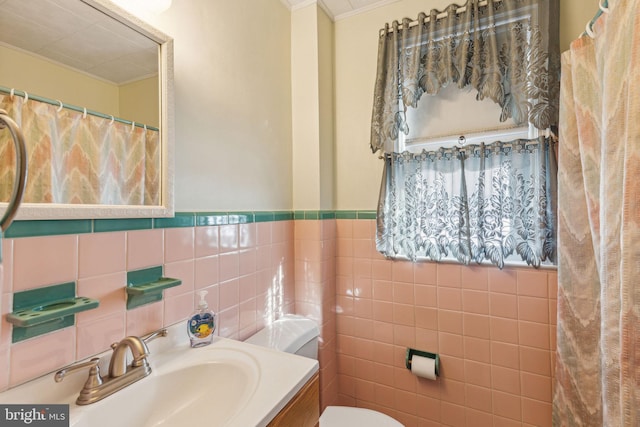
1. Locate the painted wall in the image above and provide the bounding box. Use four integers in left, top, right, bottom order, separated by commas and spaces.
148, 0, 294, 212
0, 45, 119, 117
119, 76, 160, 128
333, 0, 600, 211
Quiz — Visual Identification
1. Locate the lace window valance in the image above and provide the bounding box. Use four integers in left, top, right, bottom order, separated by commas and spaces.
370, 0, 560, 154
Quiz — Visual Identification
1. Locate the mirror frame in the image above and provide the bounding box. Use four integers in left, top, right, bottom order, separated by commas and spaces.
6, 0, 174, 220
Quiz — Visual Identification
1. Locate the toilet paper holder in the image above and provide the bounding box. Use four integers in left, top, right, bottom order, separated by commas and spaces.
405, 348, 440, 377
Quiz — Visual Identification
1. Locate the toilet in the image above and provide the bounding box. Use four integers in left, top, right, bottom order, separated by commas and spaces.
245, 314, 404, 427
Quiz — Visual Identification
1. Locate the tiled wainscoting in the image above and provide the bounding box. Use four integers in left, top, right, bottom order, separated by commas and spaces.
0, 212, 557, 427
334, 219, 557, 427
0, 213, 296, 390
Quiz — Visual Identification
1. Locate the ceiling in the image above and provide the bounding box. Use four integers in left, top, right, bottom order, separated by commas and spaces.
0, 0, 158, 85
281, 0, 399, 20
0, 0, 391, 86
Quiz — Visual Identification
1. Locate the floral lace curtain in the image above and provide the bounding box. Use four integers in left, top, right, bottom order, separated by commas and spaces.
0, 94, 160, 205
370, 0, 560, 154
376, 137, 556, 268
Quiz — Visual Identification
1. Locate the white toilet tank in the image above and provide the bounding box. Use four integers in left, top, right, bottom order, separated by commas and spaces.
244, 314, 319, 359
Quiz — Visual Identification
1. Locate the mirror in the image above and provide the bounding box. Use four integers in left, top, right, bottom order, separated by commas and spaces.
0, 0, 174, 219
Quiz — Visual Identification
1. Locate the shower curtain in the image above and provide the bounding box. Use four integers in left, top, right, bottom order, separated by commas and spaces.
0, 95, 160, 206
554, 0, 640, 425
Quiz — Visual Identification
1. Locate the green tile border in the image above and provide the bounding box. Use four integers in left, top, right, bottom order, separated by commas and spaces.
154, 212, 195, 228
94, 218, 154, 233
4, 210, 377, 239
4, 219, 92, 238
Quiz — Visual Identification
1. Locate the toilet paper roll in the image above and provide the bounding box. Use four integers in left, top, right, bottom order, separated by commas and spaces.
411, 354, 438, 380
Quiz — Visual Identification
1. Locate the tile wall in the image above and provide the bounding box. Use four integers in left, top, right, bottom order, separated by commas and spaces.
0, 217, 296, 390
294, 219, 338, 410
333, 219, 557, 427
0, 213, 558, 427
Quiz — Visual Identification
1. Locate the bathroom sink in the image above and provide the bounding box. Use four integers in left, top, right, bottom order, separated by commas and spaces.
0, 323, 319, 427
73, 353, 258, 427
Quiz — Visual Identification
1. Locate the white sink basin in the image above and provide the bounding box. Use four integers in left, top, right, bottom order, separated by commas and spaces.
0, 323, 319, 427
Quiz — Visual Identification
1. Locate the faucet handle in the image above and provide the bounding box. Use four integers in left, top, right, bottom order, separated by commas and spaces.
54, 357, 103, 388
143, 328, 168, 345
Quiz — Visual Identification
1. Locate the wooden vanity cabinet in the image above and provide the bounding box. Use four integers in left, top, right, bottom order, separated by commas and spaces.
267, 373, 319, 427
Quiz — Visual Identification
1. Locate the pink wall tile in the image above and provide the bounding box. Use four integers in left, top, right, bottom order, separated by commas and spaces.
463, 314, 490, 339
393, 282, 415, 305
2, 239, 12, 293
437, 264, 462, 288
218, 306, 239, 338
461, 266, 489, 290
164, 259, 195, 298
127, 229, 163, 270
219, 279, 239, 310
334, 221, 554, 426
195, 226, 219, 257
219, 252, 239, 283
78, 232, 126, 278
522, 398, 552, 426
10, 327, 76, 387
414, 262, 437, 285
0, 345, 8, 391
239, 249, 257, 276
438, 287, 462, 310
392, 261, 414, 284
517, 270, 549, 298
194, 255, 218, 289
126, 301, 163, 337
164, 292, 194, 326
519, 321, 550, 350
77, 272, 127, 323
518, 296, 549, 323
13, 235, 77, 291
491, 365, 521, 394
489, 269, 517, 294
372, 280, 392, 301
462, 290, 489, 314
239, 273, 257, 302
490, 293, 518, 319
256, 222, 272, 246
239, 223, 256, 249
1, 219, 302, 396
219, 225, 239, 253
77, 313, 126, 360
438, 310, 463, 335
4, 216, 557, 427
164, 227, 195, 263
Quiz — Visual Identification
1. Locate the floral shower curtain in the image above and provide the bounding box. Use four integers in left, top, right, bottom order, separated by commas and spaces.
0, 94, 160, 205
370, 0, 560, 154
377, 137, 556, 268
554, 0, 640, 425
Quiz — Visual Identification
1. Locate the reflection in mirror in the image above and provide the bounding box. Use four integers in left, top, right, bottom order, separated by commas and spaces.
0, 0, 173, 218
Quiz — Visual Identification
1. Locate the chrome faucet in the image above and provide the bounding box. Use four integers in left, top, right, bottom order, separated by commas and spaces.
55, 329, 167, 405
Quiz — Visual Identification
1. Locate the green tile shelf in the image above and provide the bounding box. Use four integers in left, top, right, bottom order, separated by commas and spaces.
7, 297, 98, 327
126, 266, 181, 310
8, 282, 99, 343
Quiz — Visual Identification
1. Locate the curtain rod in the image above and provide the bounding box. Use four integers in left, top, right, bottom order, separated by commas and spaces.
379, 0, 504, 36
0, 85, 159, 132
401, 125, 533, 152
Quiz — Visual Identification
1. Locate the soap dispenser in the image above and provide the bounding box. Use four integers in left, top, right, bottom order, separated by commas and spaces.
187, 290, 216, 348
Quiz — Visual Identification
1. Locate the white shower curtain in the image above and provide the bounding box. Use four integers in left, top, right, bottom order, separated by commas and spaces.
554, 0, 640, 425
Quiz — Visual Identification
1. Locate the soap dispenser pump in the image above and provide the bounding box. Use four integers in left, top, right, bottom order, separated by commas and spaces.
187, 290, 216, 348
